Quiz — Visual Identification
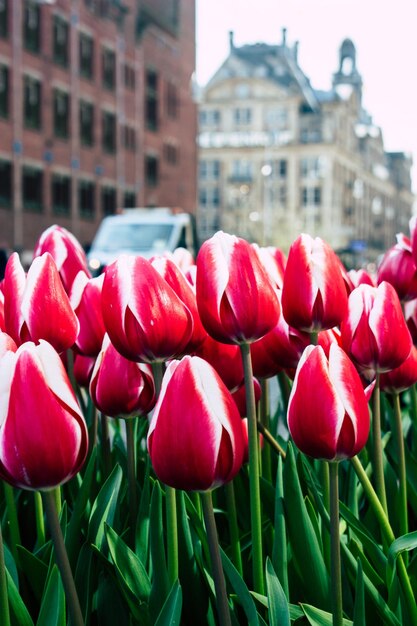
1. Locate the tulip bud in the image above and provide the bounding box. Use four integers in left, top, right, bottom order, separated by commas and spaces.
341, 282, 412, 378
196, 231, 280, 344
281, 234, 348, 332
377, 234, 417, 301
147, 355, 245, 491
379, 345, 417, 393
101, 255, 193, 363
288, 344, 370, 460
70, 271, 106, 356
90, 335, 155, 418
4, 252, 79, 353
0, 340, 88, 490
33, 224, 91, 293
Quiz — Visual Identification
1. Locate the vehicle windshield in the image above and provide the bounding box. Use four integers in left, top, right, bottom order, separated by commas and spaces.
91, 223, 174, 253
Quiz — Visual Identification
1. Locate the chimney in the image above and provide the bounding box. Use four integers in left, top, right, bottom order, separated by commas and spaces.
282, 27, 287, 46
229, 30, 234, 51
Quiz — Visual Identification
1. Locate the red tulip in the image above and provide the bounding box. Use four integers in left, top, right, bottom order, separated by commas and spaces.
253, 245, 286, 289
3, 252, 79, 353
377, 234, 417, 301
281, 233, 348, 332
70, 272, 106, 356
404, 297, 417, 345
73, 353, 95, 388
90, 334, 155, 418
150, 256, 207, 352
341, 282, 412, 379
317, 327, 343, 357
101, 255, 193, 363
0, 340, 88, 490
0, 287, 4, 331
347, 268, 376, 288
170, 247, 195, 273
380, 345, 417, 393
33, 224, 91, 292
288, 344, 370, 460
196, 231, 280, 344
0, 331, 17, 357
194, 333, 244, 391
147, 355, 245, 491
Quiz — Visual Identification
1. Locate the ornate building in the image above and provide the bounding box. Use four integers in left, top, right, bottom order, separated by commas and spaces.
0, 0, 196, 262
197, 30, 414, 264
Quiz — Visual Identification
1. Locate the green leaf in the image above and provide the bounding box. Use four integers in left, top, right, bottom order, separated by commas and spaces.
88, 464, 123, 549
136, 458, 151, 562
96, 572, 130, 626
271, 456, 288, 597
105, 523, 151, 622
149, 481, 169, 621
16, 546, 48, 605
301, 603, 353, 625
387, 531, 417, 587
74, 543, 95, 620
265, 558, 290, 626
282, 444, 330, 610
220, 548, 259, 626
36, 565, 65, 626
353, 559, 366, 626
6, 569, 34, 626
154, 581, 182, 626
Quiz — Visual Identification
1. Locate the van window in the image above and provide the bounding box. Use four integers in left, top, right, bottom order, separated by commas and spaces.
92, 223, 174, 253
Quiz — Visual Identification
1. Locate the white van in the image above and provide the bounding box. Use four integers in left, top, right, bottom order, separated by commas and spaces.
87, 208, 198, 275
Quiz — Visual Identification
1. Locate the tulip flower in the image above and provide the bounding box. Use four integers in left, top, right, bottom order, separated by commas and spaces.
147, 355, 245, 491
379, 345, 417, 393
0, 340, 88, 490
0, 331, 17, 358
33, 224, 91, 293
288, 344, 370, 460
341, 282, 412, 378
73, 353, 95, 388
151, 256, 207, 352
194, 334, 244, 391
0, 287, 4, 331
377, 234, 417, 301
348, 268, 376, 288
404, 297, 417, 345
3, 252, 79, 353
196, 231, 280, 344
281, 233, 348, 332
90, 334, 155, 418
253, 245, 286, 290
70, 272, 106, 356
101, 254, 193, 363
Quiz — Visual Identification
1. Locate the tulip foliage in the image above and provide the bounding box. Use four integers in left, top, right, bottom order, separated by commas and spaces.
0, 223, 417, 626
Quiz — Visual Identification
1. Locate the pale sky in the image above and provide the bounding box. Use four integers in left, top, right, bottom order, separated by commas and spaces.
196, 0, 417, 192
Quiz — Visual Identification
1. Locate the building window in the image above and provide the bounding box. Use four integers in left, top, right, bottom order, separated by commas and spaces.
199, 160, 220, 180
199, 187, 221, 208
199, 109, 220, 127
124, 64, 135, 90
163, 143, 178, 165
23, 76, 41, 130
233, 107, 251, 125
0, 160, 12, 207
145, 155, 158, 187
0, 0, 8, 38
102, 110, 116, 153
53, 16, 69, 67
78, 180, 95, 219
53, 89, 69, 139
145, 68, 158, 131
23, 2, 41, 54
52, 174, 71, 216
265, 107, 288, 129
79, 33, 94, 79
302, 186, 321, 206
231, 159, 252, 180
22, 166, 43, 212
102, 47, 115, 90
122, 125, 136, 152
79, 100, 94, 146
123, 191, 136, 208
0, 65, 9, 118
300, 157, 322, 179
166, 82, 178, 119
271, 159, 287, 178
101, 186, 116, 216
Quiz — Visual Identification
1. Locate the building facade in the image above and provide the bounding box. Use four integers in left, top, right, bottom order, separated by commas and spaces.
197, 30, 414, 265
0, 0, 197, 261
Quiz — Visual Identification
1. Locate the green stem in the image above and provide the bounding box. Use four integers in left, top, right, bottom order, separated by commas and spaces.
224, 481, 243, 576
322, 461, 331, 571
256, 421, 286, 458
277, 371, 291, 414
0, 520, 10, 626
329, 462, 343, 626
151, 361, 164, 397
201, 490, 231, 626
41, 490, 84, 626
34, 490, 45, 546
392, 392, 408, 537
3, 484, 21, 566
125, 419, 138, 546
240, 342, 264, 594
259, 379, 272, 482
410, 384, 417, 455
351, 455, 417, 625
54, 486, 62, 517
165, 485, 178, 585
372, 373, 388, 514
100, 413, 111, 478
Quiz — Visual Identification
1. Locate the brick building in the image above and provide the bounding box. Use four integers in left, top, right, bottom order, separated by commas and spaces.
0, 0, 197, 261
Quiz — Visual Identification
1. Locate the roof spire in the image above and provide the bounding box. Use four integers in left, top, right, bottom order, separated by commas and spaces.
229, 30, 234, 51
282, 27, 287, 46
